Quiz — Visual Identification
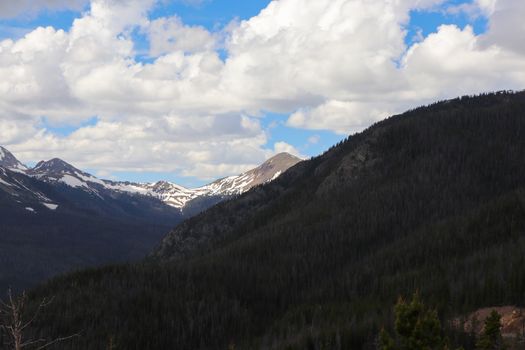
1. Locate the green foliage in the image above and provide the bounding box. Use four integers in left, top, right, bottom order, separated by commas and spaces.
380, 293, 448, 350
476, 311, 506, 350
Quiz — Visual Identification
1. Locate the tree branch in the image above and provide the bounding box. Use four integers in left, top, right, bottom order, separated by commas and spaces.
34, 333, 81, 350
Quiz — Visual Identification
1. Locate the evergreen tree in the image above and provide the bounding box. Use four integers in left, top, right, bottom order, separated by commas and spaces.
476, 310, 506, 350
379, 293, 458, 350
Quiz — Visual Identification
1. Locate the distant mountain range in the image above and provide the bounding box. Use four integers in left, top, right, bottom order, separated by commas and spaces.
1, 146, 300, 213
0, 147, 301, 290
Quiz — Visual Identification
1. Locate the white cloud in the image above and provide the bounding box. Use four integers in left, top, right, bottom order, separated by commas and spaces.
476, 0, 497, 15
221, 0, 416, 112
478, 1, 525, 55
224, 0, 525, 132
272, 141, 302, 158
288, 100, 391, 135
0, 119, 39, 144
403, 24, 525, 99
10, 113, 270, 180
148, 16, 216, 56
1, 0, 525, 181
308, 135, 320, 145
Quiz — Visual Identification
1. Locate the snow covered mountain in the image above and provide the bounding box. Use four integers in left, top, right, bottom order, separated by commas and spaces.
204, 152, 302, 195
0, 146, 28, 172
0, 147, 59, 212
0, 165, 57, 211
0, 150, 181, 221
25, 151, 302, 210
28, 158, 108, 194
0, 147, 302, 212
113, 152, 302, 209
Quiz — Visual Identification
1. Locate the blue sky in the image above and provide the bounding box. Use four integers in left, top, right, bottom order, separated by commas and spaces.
0, 0, 508, 187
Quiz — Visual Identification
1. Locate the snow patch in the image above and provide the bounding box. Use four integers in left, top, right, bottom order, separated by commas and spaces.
25, 207, 35, 212
8, 166, 27, 173
59, 174, 88, 188
42, 203, 58, 210
270, 171, 282, 181
104, 182, 150, 195
76, 172, 105, 186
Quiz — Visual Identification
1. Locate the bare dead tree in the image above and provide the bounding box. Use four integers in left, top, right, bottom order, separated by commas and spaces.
0, 289, 79, 350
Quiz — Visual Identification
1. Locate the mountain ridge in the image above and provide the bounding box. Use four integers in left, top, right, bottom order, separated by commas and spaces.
1, 149, 301, 211
0, 146, 28, 172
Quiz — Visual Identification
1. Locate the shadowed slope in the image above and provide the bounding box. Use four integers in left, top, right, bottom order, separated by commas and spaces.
24, 91, 525, 350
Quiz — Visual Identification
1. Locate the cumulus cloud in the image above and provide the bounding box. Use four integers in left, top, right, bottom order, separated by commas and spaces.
148, 16, 216, 56
1, 0, 525, 181
404, 24, 525, 99
476, 0, 498, 15
222, 0, 414, 107
288, 100, 391, 135
479, 1, 525, 55
272, 142, 302, 158
12, 113, 269, 177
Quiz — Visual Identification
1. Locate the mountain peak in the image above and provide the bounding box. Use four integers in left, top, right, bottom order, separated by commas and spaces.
0, 146, 28, 171
32, 158, 81, 175
264, 152, 302, 164
150, 181, 186, 192
201, 152, 303, 197
254, 152, 302, 175
28, 158, 107, 190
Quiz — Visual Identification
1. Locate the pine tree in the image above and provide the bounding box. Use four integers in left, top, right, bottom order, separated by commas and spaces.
476, 310, 506, 350
379, 293, 460, 350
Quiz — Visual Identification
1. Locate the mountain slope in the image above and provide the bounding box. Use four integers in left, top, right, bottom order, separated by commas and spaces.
202, 152, 302, 196
0, 153, 184, 226
0, 146, 28, 172
25, 91, 525, 350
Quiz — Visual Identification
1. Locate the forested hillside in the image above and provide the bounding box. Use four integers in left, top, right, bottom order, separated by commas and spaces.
17, 91, 525, 349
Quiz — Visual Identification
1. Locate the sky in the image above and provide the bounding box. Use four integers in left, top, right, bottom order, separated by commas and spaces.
0, 0, 524, 187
